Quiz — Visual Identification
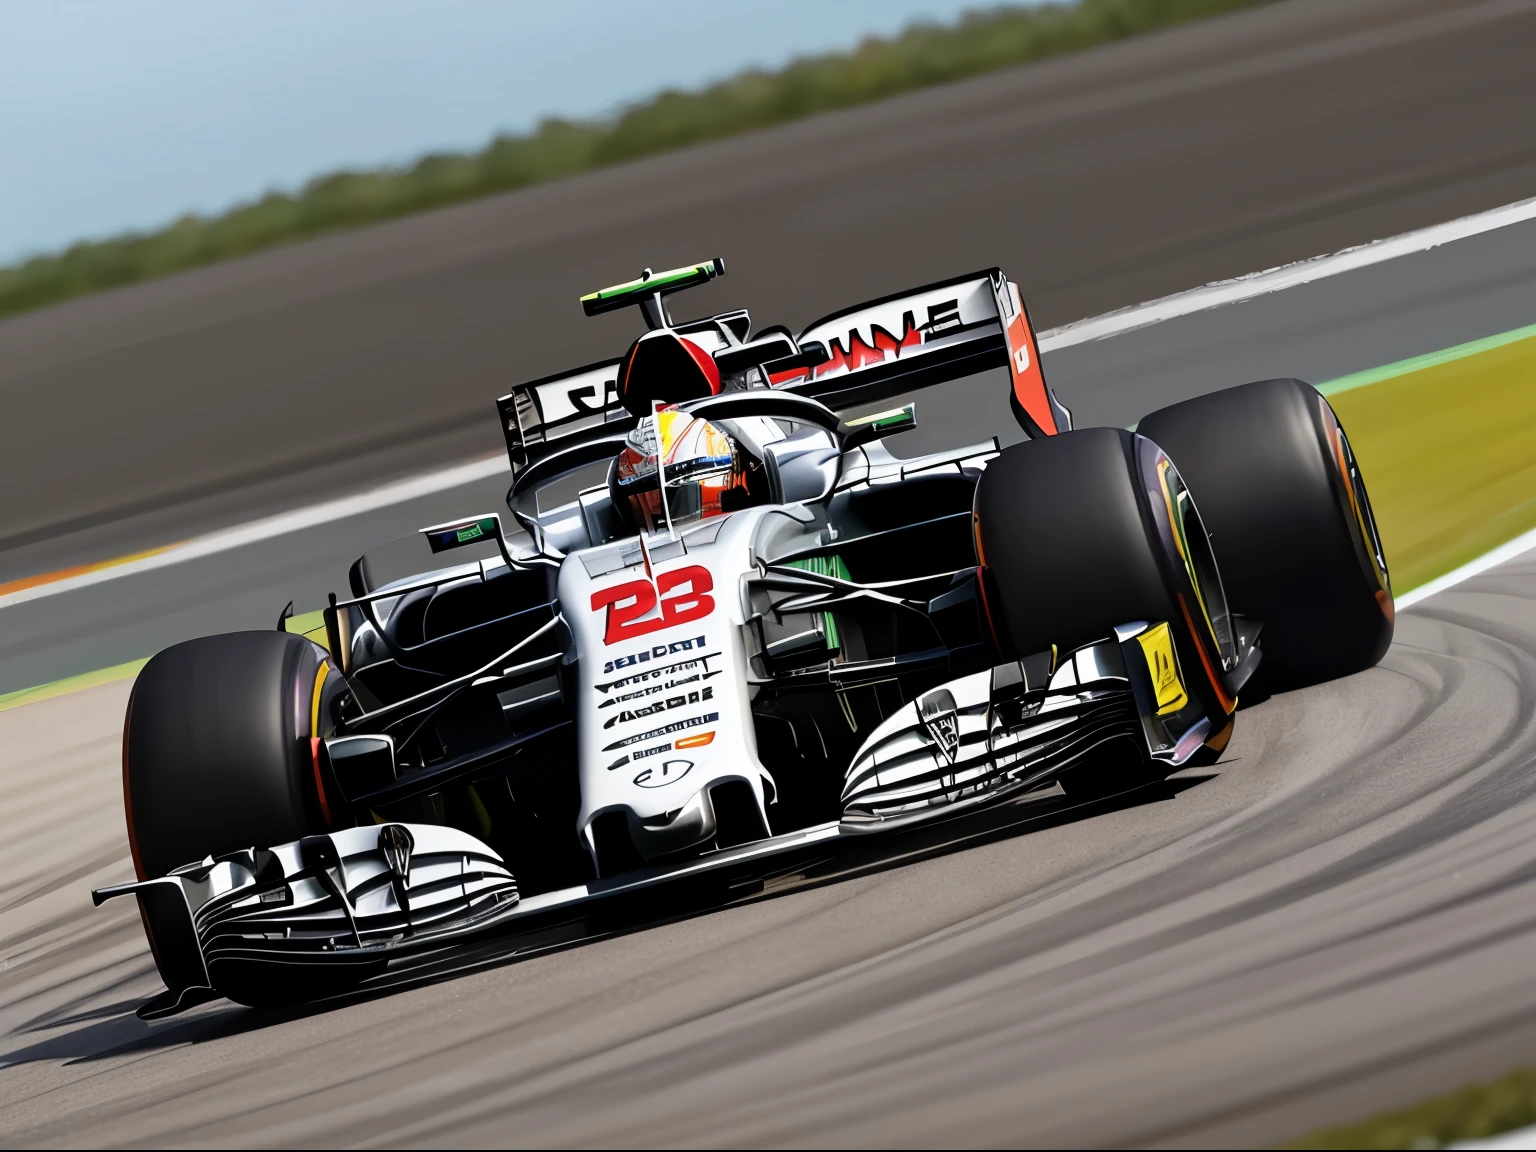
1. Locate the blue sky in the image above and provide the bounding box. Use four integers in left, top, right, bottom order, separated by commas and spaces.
0, 0, 1005, 264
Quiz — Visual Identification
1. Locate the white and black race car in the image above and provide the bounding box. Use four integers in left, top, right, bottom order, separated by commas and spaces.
97, 259, 1394, 1017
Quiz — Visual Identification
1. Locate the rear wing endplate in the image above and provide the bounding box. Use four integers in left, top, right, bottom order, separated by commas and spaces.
772, 268, 1071, 438
496, 359, 625, 473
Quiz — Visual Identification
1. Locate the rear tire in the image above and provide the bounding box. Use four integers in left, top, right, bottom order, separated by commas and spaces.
124, 631, 333, 881
1137, 379, 1392, 689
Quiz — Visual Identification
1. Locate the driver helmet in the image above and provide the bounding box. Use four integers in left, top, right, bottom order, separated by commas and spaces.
610, 407, 750, 533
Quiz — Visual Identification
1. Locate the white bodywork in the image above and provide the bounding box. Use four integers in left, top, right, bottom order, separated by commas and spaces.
558, 508, 779, 852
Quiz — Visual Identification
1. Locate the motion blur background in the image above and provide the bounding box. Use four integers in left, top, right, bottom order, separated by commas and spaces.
5, 2, 1536, 1147
1, 0, 999, 264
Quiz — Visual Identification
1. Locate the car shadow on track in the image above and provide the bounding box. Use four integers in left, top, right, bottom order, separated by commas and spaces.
4, 770, 1220, 1068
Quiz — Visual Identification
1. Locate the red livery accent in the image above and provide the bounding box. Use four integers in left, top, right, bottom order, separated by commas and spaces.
815, 311, 923, 378
678, 337, 721, 388
592, 564, 716, 645
1002, 280, 1057, 436
767, 365, 808, 386
309, 737, 335, 828
616, 331, 722, 418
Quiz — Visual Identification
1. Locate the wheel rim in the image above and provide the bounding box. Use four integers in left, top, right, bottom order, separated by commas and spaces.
1154, 454, 1237, 672
1323, 401, 1391, 599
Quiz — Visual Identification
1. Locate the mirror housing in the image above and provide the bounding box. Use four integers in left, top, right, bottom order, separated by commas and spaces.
843, 403, 917, 448
324, 734, 396, 803
422, 514, 502, 554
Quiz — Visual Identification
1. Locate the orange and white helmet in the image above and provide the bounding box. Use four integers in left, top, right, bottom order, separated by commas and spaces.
610, 407, 748, 532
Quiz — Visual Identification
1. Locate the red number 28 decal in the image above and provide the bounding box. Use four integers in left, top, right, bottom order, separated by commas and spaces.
591, 564, 715, 645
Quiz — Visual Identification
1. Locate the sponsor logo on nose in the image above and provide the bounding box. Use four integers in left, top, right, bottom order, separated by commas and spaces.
633, 759, 692, 788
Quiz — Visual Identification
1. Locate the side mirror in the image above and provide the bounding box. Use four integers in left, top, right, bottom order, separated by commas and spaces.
843, 402, 917, 448
324, 734, 396, 802
419, 512, 527, 572
422, 513, 501, 554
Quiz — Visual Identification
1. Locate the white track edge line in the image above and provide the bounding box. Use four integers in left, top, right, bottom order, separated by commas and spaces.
0, 455, 509, 610
1038, 193, 1536, 349
1394, 525, 1536, 611
1451, 1119, 1536, 1149
7, 193, 1536, 613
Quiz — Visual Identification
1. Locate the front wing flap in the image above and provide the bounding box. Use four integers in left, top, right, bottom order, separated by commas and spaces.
841, 622, 1218, 829
94, 823, 520, 1019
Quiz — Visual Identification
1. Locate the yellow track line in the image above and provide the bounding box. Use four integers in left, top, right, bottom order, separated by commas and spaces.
0, 543, 182, 600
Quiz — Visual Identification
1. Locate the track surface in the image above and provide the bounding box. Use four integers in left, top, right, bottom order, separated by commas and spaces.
6, 561, 1536, 1147
6, 2, 1536, 1146
4, 0, 1536, 574
4, 217, 1536, 1145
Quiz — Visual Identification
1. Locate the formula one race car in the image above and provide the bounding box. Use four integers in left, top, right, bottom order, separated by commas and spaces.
97, 259, 1394, 1017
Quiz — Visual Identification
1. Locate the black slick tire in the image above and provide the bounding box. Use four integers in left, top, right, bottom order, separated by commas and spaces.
123, 630, 333, 882
973, 427, 1239, 721
1137, 379, 1392, 689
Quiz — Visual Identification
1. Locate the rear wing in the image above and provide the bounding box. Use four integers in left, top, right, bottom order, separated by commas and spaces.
495, 266, 1069, 476
774, 268, 1071, 439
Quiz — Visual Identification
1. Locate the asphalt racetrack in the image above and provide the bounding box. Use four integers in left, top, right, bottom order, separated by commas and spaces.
10, 550, 1536, 1146
5, 222, 1536, 1148
7, 1, 1536, 1146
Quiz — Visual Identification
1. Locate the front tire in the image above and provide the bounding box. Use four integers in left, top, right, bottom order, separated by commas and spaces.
973, 426, 1239, 722
123, 630, 334, 881
1137, 379, 1392, 689
124, 631, 366, 1008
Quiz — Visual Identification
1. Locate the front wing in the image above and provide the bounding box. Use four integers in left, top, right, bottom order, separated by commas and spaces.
96, 622, 1217, 1019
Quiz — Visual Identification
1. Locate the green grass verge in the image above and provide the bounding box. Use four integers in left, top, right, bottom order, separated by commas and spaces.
0, 0, 1273, 321
1320, 321, 1536, 397
0, 609, 328, 714
1286, 1067, 1536, 1149
284, 608, 327, 639
0, 658, 149, 714
1326, 325, 1536, 596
